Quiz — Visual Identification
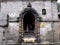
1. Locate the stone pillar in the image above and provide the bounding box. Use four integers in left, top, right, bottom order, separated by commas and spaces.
35, 18, 41, 43
19, 17, 23, 43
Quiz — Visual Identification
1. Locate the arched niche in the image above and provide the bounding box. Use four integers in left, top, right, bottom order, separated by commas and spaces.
19, 3, 40, 36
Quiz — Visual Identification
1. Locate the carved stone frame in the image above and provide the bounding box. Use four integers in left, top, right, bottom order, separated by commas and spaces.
19, 7, 40, 42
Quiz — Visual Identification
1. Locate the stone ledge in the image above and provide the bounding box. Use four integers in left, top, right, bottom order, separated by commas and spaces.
0, 0, 57, 2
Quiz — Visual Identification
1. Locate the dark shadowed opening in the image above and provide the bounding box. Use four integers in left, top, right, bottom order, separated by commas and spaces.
58, 14, 60, 19
23, 12, 35, 33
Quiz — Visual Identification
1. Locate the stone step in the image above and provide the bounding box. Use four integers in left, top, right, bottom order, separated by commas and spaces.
6, 43, 19, 45
5, 43, 55, 45
6, 43, 35, 45
23, 32, 35, 36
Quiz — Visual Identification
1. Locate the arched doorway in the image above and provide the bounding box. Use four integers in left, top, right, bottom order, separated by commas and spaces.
23, 12, 35, 33
19, 3, 41, 43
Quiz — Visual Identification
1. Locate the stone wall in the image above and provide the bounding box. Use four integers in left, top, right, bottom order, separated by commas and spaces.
0, 1, 58, 21
0, 0, 59, 45
0, 27, 4, 45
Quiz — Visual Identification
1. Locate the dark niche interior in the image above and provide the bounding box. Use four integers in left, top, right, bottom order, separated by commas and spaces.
23, 12, 35, 33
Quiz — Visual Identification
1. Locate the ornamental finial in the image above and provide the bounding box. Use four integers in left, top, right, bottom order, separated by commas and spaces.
27, 3, 32, 7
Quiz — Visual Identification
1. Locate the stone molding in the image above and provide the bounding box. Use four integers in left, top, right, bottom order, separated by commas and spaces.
0, 0, 57, 2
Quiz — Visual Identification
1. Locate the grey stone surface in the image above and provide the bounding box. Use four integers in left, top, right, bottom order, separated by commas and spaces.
0, 0, 58, 2
0, 13, 7, 26
0, 27, 4, 45
0, 1, 58, 21
51, 1, 58, 21
8, 23, 19, 43
0, 0, 59, 45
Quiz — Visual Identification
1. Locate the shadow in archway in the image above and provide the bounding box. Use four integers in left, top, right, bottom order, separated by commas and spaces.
23, 12, 35, 33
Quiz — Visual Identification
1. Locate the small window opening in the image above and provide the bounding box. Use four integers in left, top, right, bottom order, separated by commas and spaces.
42, 9, 46, 15
58, 14, 60, 19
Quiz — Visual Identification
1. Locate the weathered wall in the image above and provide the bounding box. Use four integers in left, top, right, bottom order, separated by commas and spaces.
0, 27, 4, 45
0, 0, 58, 27
0, 0, 59, 44
0, 1, 58, 21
